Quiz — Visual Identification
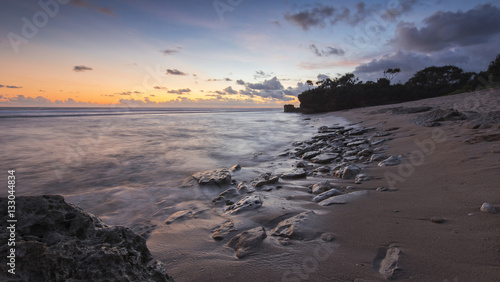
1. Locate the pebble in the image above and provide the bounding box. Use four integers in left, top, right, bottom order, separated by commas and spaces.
430, 217, 445, 224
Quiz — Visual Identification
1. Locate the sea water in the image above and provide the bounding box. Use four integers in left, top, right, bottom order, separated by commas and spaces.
0, 107, 348, 230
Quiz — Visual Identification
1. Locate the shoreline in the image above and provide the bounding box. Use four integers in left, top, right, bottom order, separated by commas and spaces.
148, 88, 500, 281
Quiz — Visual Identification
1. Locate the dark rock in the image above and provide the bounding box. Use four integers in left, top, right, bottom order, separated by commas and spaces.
318, 190, 369, 206
320, 232, 337, 242
270, 211, 316, 240
227, 226, 267, 258
211, 221, 236, 240
430, 217, 445, 224
281, 168, 307, 179
229, 164, 241, 172
302, 150, 321, 159
224, 195, 263, 215
251, 173, 279, 187
165, 210, 193, 224
0, 195, 174, 282
236, 182, 255, 194
192, 168, 232, 186
370, 154, 387, 162
212, 188, 241, 206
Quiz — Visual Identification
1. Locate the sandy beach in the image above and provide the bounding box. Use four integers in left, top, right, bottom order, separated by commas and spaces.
147, 88, 500, 281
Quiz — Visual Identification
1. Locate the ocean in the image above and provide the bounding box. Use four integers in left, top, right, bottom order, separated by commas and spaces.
0, 107, 349, 232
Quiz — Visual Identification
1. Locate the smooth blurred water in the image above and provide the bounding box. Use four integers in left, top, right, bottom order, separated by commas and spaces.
0, 107, 348, 228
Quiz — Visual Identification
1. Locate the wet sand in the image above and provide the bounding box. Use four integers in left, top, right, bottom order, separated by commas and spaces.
148, 88, 500, 281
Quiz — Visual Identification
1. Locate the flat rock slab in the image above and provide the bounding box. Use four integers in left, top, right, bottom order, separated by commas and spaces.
251, 173, 280, 187
270, 211, 316, 240
318, 190, 369, 206
313, 188, 343, 202
378, 245, 402, 280
227, 226, 267, 258
211, 221, 236, 240
378, 155, 402, 167
281, 168, 307, 179
311, 153, 339, 164
192, 168, 232, 186
224, 195, 263, 215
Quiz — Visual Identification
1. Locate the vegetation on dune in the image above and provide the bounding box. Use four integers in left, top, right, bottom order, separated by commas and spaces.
295, 53, 500, 113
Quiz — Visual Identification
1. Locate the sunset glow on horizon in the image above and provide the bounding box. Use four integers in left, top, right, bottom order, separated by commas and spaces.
1, 0, 500, 107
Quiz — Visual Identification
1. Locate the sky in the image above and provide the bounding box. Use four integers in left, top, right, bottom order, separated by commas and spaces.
1, 0, 499, 107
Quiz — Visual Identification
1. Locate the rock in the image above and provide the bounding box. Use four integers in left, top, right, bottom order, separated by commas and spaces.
347, 140, 368, 146
320, 232, 336, 242
480, 203, 498, 214
311, 180, 331, 194
378, 155, 402, 167
0, 195, 173, 282
270, 211, 316, 240
224, 195, 263, 215
229, 164, 241, 172
313, 188, 343, 202
378, 245, 402, 280
335, 165, 362, 179
165, 210, 193, 224
314, 166, 331, 173
370, 154, 387, 162
376, 187, 397, 192
227, 226, 267, 258
281, 168, 307, 179
212, 188, 240, 206
311, 153, 339, 164
357, 148, 373, 156
236, 182, 254, 194
192, 168, 232, 186
302, 150, 321, 159
430, 217, 445, 224
355, 174, 371, 182
296, 161, 307, 168
318, 190, 369, 206
211, 221, 236, 240
251, 173, 279, 187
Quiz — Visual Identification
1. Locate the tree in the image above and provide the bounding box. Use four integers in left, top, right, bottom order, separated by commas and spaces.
406, 65, 473, 97
335, 73, 358, 87
487, 53, 500, 80
383, 68, 401, 81
306, 80, 314, 89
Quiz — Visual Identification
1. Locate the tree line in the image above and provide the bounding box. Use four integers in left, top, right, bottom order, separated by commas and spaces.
297, 53, 500, 113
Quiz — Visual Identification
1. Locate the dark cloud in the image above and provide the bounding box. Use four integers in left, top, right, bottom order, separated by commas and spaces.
310, 44, 345, 57
0, 95, 3, 99
0, 84, 23, 88
317, 74, 330, 81
5, 95, 94, 106
392, 4, 500, 52
284, 4, 335, 30
166, 69, 188, 76
237, 77, 300, 102
236, 79, 245, 85
167, 88, 191, 95
70, 0, 114, 16
73, 65, 93, 72
382, 0, 418, 22
154, 86, 168, 90
246, 77, 283, 91
117, 91, 143, 96
284, 2, 375, 30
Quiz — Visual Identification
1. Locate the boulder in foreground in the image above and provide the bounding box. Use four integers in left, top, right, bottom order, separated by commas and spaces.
0, 195, 174, 282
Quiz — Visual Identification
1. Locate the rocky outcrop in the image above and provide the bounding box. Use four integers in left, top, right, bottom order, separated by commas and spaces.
227, 226, 267, 258
211, 221, 236, 240
251, 173, 279, 188
412, 108, 467, 127
281, 168, 307, 179
0, 195, 174, 282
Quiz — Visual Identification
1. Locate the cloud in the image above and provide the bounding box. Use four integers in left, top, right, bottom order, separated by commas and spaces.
317, 74, 330, 81
392, 4, 500, 52
354, 52, 434, 82
154, 86, 168, 90
254, 70, 274, 80
237, 77, 300, 102
3, 95, 96, 106
236, 79, 245, 85
116, 91, 143, 96
246, 77, 283, 91
167, 88, 191, 95
161, 47, 182, 55
166, 69, 188, 75
310, 44, 345, 57
70, 0, 114, 16
206, 78, 232, 82
0, 84, 23, 88
73, 65, 93, 72
0, 95, 3, 99
381, 0, 418, 22
284, 2, 375, 30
